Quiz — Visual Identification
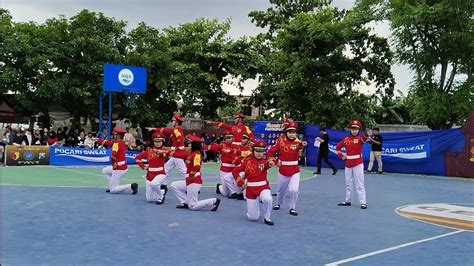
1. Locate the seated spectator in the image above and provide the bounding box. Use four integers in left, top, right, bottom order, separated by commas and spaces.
12, 129, 24, 146
123, 127, 136, 150
41, 128, 49, 145
47, 131, 58, 146
77, 131, 86, 148
84, 132, 96, 149
57, 127, 65, 146
22, 128, 33, 146
32, 129, 42, 145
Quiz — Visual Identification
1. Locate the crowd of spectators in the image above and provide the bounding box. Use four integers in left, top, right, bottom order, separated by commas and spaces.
1, 125, 144, 152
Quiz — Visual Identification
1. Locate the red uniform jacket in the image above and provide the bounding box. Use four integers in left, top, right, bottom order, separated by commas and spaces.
185, 151, 203, 186
336, 134, 369, 168
203, 142, 240, 172
232, 157, 271, 200
154, 127, 187, 159
135, 147, 169, 181
239, 144, 252, 162
98, 139, 128, 170
267, 137, 304, 177
212, 122, 254, 144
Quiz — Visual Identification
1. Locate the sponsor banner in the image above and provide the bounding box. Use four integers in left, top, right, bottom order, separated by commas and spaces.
5, 145, 50, 166
325, 139, 431, 163
396, 203, 474, 231
50, 146, 140, 166
252, 121, 305, 146
103, 64, 147, 94
304, 125, 465, 175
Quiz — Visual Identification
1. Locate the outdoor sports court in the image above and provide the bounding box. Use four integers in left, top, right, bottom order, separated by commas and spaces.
1, 163, 473, 265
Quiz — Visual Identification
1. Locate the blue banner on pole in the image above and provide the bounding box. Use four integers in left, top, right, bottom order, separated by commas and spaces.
103, 64, 147, 93
49, 146, 140, 166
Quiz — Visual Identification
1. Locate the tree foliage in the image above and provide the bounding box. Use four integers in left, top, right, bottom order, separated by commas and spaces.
249, 2, 395, 128
356, 0, 473, 129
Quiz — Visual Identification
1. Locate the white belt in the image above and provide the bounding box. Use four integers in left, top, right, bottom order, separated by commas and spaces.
346, 154, 361, 160
232, 142, 241, 145
221, 163, 236, 167
247, 181, 267, 187
177, 146, 184, 150
185, 172, 201, 178
116, 161, 126, 166
280, 161, 298, 166
148, 167, 164, 172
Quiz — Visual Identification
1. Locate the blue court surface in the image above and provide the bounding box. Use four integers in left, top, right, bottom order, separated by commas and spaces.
1, 164, 473, 265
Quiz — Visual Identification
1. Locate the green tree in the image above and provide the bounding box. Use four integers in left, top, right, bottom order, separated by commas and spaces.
249, 3, 394, 128
357, 0, 473, 129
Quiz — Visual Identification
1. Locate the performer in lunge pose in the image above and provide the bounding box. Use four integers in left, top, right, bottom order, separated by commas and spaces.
203, 130, 243, 200
146, 113, 188, 191
268, 121, 307, 216
135, 132, 170, 204
147, 113, 187, 186
205, 113, 254, 146
335, 119, 370, 209
97, 127, 138, 195
232, 140, 275, 226
170, 134, 221, 211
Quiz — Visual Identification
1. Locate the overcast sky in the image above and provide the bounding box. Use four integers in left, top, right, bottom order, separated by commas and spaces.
2, 0, 412, 96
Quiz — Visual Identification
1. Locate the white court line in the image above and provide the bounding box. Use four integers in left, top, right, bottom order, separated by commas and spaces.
325, 230, 465, 266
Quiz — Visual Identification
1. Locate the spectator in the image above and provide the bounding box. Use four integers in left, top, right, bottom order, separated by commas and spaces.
97, 128, 109, 140
84, 132, 96, 149
123, 127, 136, 150
12, 129, 24, 146
77, 131, 86, 148
21, 128, 33, 146
2, 125, 13, 145
32, 129, 42, 145
57, 127, 65, 146
47, 131, 58, 146
66, 129, 79, 147
367, 127, 383, 174
41, 128, 49, 145
216, 134, 224, 144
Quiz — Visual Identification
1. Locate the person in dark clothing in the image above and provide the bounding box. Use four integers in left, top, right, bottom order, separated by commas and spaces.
313, 127, 337, 175
367, 127, 383, 174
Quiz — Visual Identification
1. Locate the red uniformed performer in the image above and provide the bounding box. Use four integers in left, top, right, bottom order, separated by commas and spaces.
170, 134, 221, 211
232, 140, 274, 226
267, 121, 307, 216
147, 113, 187, 179
135, 132, 170, 205
238, 131, 254, 161
97, 127, 138, 194
203, 130, 243, 199
335, 119, 370, 209
205, 113, 254, 146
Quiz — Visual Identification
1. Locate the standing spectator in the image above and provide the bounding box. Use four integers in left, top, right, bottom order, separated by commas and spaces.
21, 128, 33, 146
204, 133, 214, 162
367, 127, 383, 174
47, 131, 58, 146
123, 127, 136, 150
313, 127, 337, 175
57, 127, 66, 146
32, 130, 42, 145
2, 125, 13, 145
84, 132, 96, 149
65, 129, 79, 147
